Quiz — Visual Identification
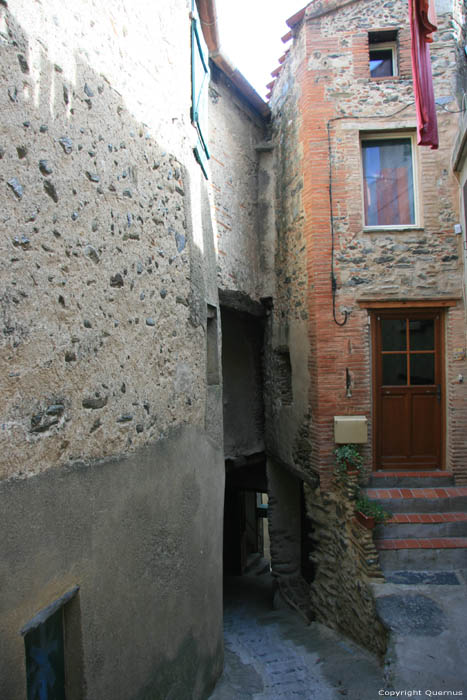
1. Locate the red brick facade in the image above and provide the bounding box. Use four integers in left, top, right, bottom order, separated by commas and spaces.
270, 0, 467, 486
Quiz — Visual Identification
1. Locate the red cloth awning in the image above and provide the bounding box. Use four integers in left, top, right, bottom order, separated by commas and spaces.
409, 0, 439, 149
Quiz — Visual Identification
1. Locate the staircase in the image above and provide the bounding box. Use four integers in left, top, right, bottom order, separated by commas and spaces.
366, 470, 467, 577
364, 472, 467, 690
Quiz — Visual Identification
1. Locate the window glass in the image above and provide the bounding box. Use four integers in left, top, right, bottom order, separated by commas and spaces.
382, 354, 407, 385
370, 49, 394, 77
362, 138, 415, 226
410, 354, 435, 385
381, 318, 406, 351
409, 319, 434, 350
25, 608, 66, 700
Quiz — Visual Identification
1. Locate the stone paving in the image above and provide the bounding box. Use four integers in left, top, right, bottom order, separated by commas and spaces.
208, 572, 387, 700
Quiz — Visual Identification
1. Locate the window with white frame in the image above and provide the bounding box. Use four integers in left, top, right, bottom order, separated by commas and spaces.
369, 31, 398, 78
361, 134, 418, 228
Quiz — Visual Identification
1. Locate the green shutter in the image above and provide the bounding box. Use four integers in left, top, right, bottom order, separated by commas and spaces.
191, 7, 210, 177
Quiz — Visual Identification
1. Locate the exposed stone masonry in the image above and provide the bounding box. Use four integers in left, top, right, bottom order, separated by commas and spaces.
0, 9, 207, 480
305, 477, 388, 658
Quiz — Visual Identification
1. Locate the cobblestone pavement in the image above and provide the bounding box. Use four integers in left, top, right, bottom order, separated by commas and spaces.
208, 572, 387, 700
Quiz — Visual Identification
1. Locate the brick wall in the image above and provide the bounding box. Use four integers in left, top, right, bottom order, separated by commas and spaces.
270, 0, 466, 485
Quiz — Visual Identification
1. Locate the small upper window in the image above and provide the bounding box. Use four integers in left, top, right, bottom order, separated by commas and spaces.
361, 134, 417, 228
369, 31, 398, 78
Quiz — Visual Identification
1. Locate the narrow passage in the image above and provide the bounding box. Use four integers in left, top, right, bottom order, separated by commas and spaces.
209, 570, 386, 700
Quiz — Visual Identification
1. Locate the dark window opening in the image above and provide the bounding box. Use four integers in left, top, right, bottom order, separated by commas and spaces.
368, 30, 398, 78
25, 607, 66, 700
206, 304, 220, 385
370, 48, 394, 77
22, 587, 84, 700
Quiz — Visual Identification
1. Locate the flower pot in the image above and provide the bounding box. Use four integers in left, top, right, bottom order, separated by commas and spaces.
355, 511, 376, 530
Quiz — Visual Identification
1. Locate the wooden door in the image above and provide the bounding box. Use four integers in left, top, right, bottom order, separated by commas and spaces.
373, 311, 443, 469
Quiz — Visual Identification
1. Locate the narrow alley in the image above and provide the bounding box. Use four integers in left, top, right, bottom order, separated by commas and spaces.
209, 568, 386, 700
210, 564, 467, 700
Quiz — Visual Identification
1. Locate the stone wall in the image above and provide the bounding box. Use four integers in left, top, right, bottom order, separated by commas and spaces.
263, 28, 315, 486
208, 64, 269, 302
0, 0, 268, 697
304, 477, 388, 657
0, 0, 211, 480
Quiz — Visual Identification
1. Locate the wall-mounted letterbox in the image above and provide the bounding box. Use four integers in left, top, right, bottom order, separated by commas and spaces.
334, 416, 368, 444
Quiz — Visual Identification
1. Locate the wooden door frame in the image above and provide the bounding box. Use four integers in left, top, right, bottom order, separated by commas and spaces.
368, 303, 448, 471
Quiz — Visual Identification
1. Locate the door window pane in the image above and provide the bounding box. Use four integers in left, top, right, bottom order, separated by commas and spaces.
409, 319, 434, 350
382, 354, 407, 385
410, 354, 435, 385
381, 319, 406, 351
362, 138, 415, 226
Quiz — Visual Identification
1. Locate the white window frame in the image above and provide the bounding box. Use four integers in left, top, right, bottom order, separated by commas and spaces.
360, 131, 421, 231
369, 41, 398, 78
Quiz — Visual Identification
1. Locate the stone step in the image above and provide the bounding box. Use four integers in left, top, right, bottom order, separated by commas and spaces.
382, 569, 463, 585
375, 538, 467, 571
374, 513, 467, 539
369, 470, 454, 488
365, 487, 467, 513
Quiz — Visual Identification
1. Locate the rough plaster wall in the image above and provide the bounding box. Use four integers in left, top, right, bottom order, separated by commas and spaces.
3, 0, 196, 162
0, 2, 226, 698
0, 426, 224, 700
208, 66, 267, 301
0, 1, 213, 480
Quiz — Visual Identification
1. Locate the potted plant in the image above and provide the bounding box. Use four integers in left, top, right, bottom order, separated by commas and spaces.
354, 494, 391, 530
334, 443, 363, 482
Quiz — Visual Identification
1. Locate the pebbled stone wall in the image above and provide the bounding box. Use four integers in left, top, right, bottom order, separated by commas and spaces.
0, 0, 271, 697
0, 0, 209, 481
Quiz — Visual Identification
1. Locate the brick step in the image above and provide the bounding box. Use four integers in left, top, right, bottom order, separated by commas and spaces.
365, 487, 467, 513
374, 513, 467, 539
375, 538, 467, 571
376, 537, 467, 550
369, 471, 454, 488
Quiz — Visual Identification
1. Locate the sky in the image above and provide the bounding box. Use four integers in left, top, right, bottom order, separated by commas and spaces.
215, 0, 307, 99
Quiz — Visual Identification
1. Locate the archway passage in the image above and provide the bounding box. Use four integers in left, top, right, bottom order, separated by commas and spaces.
220, 303, 270, 580
223, 456, 270, 576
